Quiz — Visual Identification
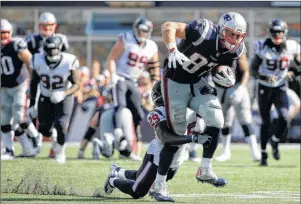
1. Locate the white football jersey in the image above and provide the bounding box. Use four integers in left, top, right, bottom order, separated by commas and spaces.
31, 52, 79, 97
147, 106, 200, 168
254, 39, 300, 87
116, 32, 158, 82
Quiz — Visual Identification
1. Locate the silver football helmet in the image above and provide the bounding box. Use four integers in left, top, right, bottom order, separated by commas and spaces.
1, 19, 13, 45
39, 12, 57, 37
133, 16, 153, 43
218, 12, 247, 52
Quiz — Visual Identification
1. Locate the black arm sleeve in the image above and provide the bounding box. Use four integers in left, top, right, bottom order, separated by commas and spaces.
250, 55, 263, 79
155, 121, 196, 145
29, 70, 40, 107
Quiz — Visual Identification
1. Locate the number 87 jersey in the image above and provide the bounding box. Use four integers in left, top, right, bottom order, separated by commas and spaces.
116, 32, 158, 82
31, 52, 79, 97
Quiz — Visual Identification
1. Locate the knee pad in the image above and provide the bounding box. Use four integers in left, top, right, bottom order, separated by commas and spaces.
242, 124, 255, 137
19, 123, 29, 129
201, 105, 224, 128
222, 127, 230, 135
1, 125, 12, 133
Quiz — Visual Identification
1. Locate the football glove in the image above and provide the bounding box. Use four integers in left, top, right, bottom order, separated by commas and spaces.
167, 45, 189, 69
28, 106, 38, 119
213, 67, 235, 87
50, 91, 65, 104
192, 133, 212, 146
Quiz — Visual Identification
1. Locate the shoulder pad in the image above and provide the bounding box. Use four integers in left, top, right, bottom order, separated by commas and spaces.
12, 37, 28, 53
187, 19, 217, 46
147, 106, 166, 128
286, 39, 300, 55
253, 40, 265, 56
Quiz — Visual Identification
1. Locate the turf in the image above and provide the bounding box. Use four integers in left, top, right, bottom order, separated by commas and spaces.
1, 143, 300, 204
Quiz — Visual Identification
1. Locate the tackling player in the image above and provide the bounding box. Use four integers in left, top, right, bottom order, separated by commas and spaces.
103, 81, 210, 201
107, 16, 160, 158
1, 19, 41, 160
251, 19, 300, 166
29, 36, 80, 164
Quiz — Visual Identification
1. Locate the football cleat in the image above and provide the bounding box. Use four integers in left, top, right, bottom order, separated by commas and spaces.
103, 167, 117, 194
270, 138, 280, 160
215, 153, 231, 162
260, 152, 268, 166
55, 144, 66, 164
195, 167, 227, 187
77, 150, 84, 159
149, 181, 175, 202
110, 164, 126, 179
1, 148, 14, 161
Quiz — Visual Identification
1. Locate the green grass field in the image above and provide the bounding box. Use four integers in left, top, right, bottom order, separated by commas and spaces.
1, 143, 300, 204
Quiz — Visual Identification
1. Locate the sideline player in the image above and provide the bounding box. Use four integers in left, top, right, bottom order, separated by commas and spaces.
251, 19, 300, 166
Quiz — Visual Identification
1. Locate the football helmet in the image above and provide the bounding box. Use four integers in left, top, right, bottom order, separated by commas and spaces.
268, 19, 288, 45
39, 12, 57, 37
151, 81, 164, 107
1, 19, 13, 45
218, 12, 247, 52
133, 16, 153, 43
43, 36, 62, 62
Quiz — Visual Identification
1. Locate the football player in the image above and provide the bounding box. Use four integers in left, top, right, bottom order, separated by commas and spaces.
107, 16, 160, 158
26, 12, 69, 157
103, 81, 210, 201
251, 19, 300, 166
155, 12, 246, 193
29, 36, 80, 164
214, 53, 261, 162
1, 19, 41, 160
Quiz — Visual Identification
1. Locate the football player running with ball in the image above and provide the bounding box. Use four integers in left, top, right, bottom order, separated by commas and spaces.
151, 12, 247, 196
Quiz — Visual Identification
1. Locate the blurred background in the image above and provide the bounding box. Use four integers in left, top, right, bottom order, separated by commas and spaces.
1, 1, 300, 142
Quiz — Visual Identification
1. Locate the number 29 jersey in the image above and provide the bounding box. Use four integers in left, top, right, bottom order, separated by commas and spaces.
31, 52, 79, 97
164, 19, 245, 84
254, 39, 300, 87
116, 32, 158, 82
1, 38, 29, 88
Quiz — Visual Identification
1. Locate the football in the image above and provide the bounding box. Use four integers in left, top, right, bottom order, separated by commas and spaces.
212, 65, 234, 76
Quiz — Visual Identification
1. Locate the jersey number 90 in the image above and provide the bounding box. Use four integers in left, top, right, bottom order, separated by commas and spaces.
266, 57, 289, 71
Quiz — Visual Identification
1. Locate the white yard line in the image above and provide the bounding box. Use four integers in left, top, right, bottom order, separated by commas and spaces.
169, 191, 300, 200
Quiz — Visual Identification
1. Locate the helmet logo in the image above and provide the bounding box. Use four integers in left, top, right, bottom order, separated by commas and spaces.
223, 14, 232, 21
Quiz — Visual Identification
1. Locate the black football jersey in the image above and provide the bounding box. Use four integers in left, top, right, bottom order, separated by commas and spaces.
26, 33, 69, 55
164, 19, 245, 84
1, 38, 29, 88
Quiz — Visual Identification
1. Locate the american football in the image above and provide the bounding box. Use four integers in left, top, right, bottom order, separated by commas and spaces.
1, 1, 300, 204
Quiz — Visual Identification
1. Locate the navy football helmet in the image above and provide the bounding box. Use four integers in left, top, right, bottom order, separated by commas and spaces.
151, 81, 164, 107
43, 36, 62, 62
268, 19, 288, 45
133, 16, 153, 43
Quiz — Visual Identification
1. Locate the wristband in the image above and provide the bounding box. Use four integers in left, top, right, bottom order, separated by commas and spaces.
166, 42, 177, 52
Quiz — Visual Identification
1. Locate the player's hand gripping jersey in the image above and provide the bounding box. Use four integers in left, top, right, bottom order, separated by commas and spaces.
1, 37, 29, 88
254, 39, 300, 87
116, 32, 158, 82
31, 52, 79, 97
164, 19, 245, 84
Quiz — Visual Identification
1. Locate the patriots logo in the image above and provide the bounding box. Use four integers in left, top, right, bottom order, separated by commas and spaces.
224, 14, 232, 21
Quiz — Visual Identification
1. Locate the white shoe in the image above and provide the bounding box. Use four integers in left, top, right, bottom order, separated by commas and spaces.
215, 153, 231, 162
1, 150, 14, 160
149, 181, 169, 197
128, 152, 142, 161
55, 144, 66, 164
195, 167, 227, 187
103, 167, 117, 194
189, 157, 202, 163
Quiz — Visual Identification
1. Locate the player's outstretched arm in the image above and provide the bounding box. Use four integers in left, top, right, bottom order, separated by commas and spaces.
106, 39, 125, 84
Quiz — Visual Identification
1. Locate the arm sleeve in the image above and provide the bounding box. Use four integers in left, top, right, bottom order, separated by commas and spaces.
29, 70, 40, 107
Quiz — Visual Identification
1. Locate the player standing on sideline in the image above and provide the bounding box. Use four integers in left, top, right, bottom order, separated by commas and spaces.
26, 12, 69, 158
107, 16, 160, 159
1, 19, 41, 160
150, 12, 247, 198
215, 53, 261, 162
29, 36, 80, 164
103, 81, 210, 201
251, 19, 300, 166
